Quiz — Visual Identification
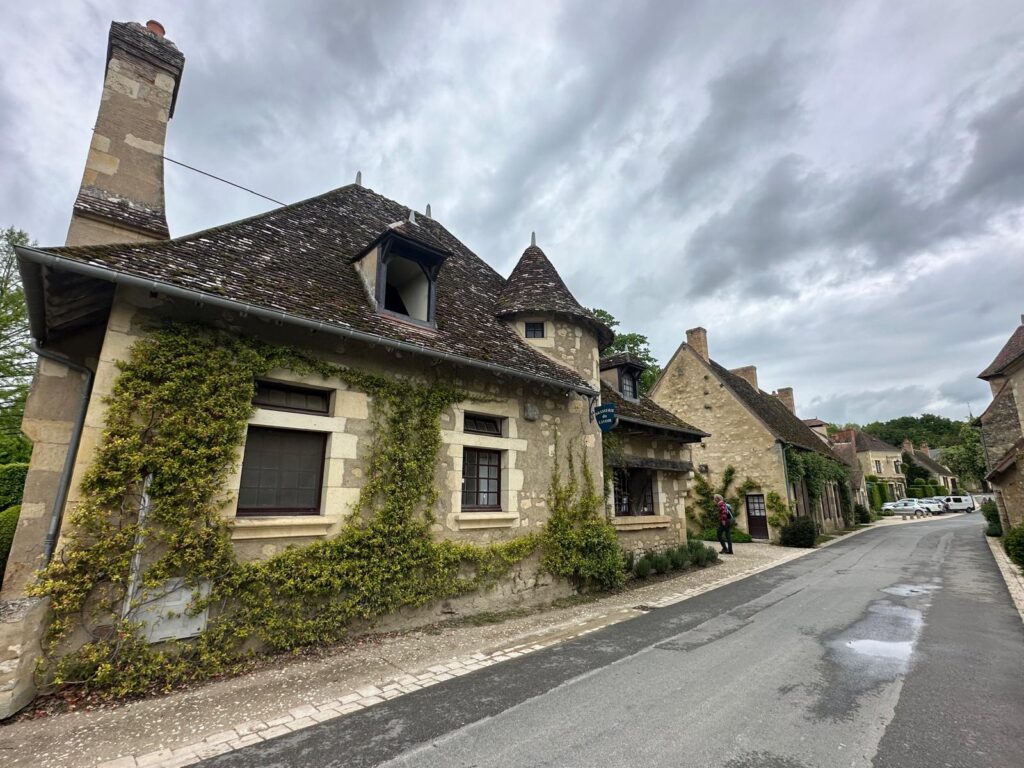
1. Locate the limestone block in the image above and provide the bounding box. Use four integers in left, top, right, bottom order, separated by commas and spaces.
334, 390, 369, 419
154, 72, 176, 92
85, 150, 120, 176
106, 71, 141, 98
90, 133, 111, 153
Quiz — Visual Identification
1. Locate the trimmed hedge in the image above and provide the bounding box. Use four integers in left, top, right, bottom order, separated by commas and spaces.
854, 503, 870, 524
698, 528, 754, 544
0, 463, 28, 510
780, 516, 817, 548
1004, 527, 1024, 570
0, 504, 20, 588
981, 500, 1002, 537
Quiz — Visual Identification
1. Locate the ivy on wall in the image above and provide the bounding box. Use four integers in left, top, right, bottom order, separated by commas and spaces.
29, 323, 546, 697
690, 466, 758, 530
784, 446, 852, 525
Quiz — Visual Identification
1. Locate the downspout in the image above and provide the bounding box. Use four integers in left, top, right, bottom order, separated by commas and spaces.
33, 343, 94, 563
779, 440, 794, 508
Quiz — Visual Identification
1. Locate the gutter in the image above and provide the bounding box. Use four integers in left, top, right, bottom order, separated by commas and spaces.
32, 343, 94, 563
15, 246, 598, 397
616, 415, 708, 441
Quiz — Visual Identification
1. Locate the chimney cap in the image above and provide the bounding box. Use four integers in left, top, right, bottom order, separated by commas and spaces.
145, 20, 166, 37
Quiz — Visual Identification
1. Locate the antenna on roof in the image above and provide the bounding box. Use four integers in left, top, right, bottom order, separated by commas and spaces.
425, 204, 432, 218
355, 170, 362, 186
408, 208, 417, 225
531, 231, 536, 246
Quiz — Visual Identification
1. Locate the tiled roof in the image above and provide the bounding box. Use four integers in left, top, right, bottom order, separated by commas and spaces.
831, 441, 865, 488
709, 360, 837, 457
979, 323, 1024, 379
41, 184, 595, 392
495, 245, 613, 347
987, 436, 1024, 481
599, 352, 644, 371
72, 187, 169, 239
802, 418, 827, 428
912, 449, 953, 477
600, 382, 707, 439
853, 431, 901, 454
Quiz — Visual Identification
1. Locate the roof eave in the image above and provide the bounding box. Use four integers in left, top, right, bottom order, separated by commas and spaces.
16, 245, 598, 397
617, 415, 708, 442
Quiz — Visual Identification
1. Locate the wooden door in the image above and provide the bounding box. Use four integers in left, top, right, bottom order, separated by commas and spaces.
746, 494, 770, 539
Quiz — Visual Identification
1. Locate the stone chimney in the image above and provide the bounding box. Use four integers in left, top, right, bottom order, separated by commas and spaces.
833, 429, 855, 444
902, 438, 914, 453
919, 442, 930, 454
730, 365, 759, 390
773, 386, 795, 413
66, 21, 185, 247
686, 327, 708, 362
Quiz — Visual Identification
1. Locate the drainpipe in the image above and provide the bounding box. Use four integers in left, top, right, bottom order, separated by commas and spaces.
33, 343, 94, 563
779, 440, 794, 508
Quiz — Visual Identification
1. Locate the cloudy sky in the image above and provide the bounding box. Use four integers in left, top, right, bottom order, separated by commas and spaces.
3, 1, 1023, 424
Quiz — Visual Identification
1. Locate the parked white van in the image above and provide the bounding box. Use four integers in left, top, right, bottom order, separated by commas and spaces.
937, 495, 975, 512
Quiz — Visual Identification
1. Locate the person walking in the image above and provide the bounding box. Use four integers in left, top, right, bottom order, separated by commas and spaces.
714, 493, 734, 555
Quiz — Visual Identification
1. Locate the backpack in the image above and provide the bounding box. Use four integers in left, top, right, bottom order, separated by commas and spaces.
726, 503, 735, 524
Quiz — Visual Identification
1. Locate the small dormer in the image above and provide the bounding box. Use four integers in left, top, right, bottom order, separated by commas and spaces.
600, 352, 645, 401
352, 214, 450, 326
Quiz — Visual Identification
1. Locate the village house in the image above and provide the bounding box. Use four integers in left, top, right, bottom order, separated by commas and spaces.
830, 429, 907, 504
900, 439, 958, 492
977, 316, 1024, 529
598, 353, 707, 554
650, 328, 849, 540
0, 20, 707, 716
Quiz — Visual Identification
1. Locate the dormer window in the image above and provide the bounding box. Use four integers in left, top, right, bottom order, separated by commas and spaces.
621, 371, 638, 399
367, 228, 449, 326
525, 322, 545, 339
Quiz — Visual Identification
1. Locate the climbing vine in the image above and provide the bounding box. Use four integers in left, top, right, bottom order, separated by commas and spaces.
30, 323, 542, 697
784, 446, 852, 525
690, 466, 758, 530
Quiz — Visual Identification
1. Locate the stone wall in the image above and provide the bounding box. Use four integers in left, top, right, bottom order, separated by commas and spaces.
980, 382, 1021, 470
650, 345, 789, 539
513, 315, 601, 390
607, 433, 692, 555
858, 449, 906, 496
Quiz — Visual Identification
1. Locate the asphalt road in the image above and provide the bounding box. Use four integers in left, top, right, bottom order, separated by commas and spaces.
203, 515, 1024, 768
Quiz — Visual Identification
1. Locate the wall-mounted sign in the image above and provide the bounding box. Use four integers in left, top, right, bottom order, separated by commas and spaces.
595, 403, 618, 432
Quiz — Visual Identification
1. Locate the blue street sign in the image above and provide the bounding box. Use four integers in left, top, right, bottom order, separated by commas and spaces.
595, 403, 618, 432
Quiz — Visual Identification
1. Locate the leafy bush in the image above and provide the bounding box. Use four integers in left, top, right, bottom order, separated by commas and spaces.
854, 503, 870, 525
634, 555, 653, 579
652, 553, 671, 575
0, 463, 28, 510
1004, 527, 1024, 569
981, 500, 1002, 537
703, 547, 719, 565
686, 539, 717, 566
0, 504, 19, 588
623, 550, 635, 573
669, 546, 689, 570
779, 516, 817, 548
697, 528, 753, 543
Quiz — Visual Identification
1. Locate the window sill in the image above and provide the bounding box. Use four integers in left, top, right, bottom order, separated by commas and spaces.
454, 510, 519, 530
611, 515, 672, 531
229, 516, 334, 540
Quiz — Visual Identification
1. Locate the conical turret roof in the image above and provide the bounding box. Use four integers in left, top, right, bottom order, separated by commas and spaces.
495, 244, 613, 347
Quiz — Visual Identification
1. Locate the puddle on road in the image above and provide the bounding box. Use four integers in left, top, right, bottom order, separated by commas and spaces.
811, 582, 939, 722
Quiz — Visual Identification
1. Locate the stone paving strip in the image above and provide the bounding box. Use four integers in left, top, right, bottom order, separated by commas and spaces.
0, 514, 959, 768
986, 534, 1024, 624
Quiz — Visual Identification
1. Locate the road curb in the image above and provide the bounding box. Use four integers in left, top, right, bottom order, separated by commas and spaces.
985, 535, 1024, 625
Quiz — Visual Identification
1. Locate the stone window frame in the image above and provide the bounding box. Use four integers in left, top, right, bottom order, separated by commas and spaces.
236, 425, 328, 517
461, 447, 502, 510
874, 459, 882, 473
525, 321, 545, 339
444, 404, 527, 530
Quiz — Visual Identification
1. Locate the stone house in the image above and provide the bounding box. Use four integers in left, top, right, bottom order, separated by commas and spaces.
650, 327, 849, 540
831, 429, 907, 503
2, 20, 685, 715
900, 440, 957, 492
977, 316, 1024, 529
598, 353, 707, 555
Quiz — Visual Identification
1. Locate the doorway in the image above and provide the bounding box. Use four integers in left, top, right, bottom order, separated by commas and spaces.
746, 493, 770, 539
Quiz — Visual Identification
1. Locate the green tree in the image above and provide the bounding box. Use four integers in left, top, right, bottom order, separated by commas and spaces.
0, 228, 33, 462
862, 414, 961, 449
590, 308, 661, 394
941, 424, 987, 490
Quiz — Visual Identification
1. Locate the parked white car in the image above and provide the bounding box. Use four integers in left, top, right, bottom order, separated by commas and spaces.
881, 498, 913, 511
923, 497, 949, 513
936, 495, 975, 513
886, 499, 930, 514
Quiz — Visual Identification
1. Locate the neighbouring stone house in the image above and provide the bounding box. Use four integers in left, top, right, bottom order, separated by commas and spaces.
598, 353, 707, 555
900, 439, 958, 492
831, 429, 907, 504
2, 19, 695, 715
650, 327, 849, 540
977, 316, 1024, 529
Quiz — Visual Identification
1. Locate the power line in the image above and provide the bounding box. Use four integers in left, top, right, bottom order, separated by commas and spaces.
163, 156, 286, 206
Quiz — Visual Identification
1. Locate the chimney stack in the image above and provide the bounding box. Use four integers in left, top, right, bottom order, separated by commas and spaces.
902, 438, 914, 453
66, 21, 185, 247
919, 442, 930, 454
686, 327, 709, 362
833, 429, 855, 444
773, 386, 795, 413
731, 365, 759, 391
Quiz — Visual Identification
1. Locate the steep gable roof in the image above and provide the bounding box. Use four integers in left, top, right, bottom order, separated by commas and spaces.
600, 382, 707, 440
853, 431, 901, 454
911, 449, 954, 477
708, 360, 836, 457
495, 244, 613, 347
979, 323, 1024, 379
22, 184, 596, 393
